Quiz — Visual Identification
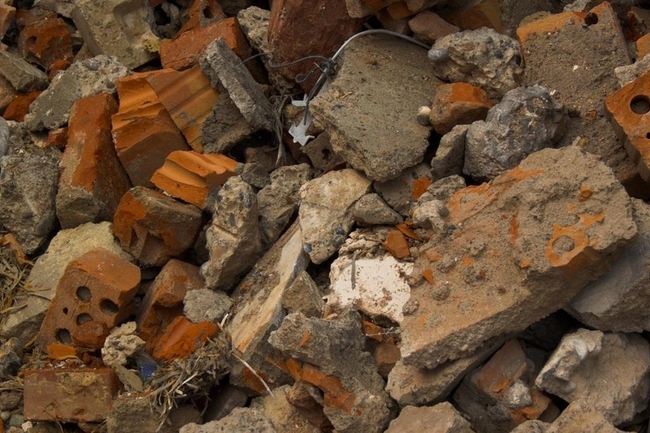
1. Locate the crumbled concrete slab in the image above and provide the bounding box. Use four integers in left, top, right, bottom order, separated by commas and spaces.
464, 85, 566, 181
0, 222, 132, 347
429, 28, 523, 98
0, 50, 48, 92
107, 393, 197, 433
201, 176, 263, 292
101, 322, 145, 368
514, 400, 625, 433
352, 193, 403, 226
226, 222, 309, 393
299, 168, 371, 264
282, 271, 323, 318
180, 408, 276, 433
24, 55, 128, 131
386, 340, 500, 407
251, 385, 321, 433
536, 328, 650, 425
385, 403, 474, 433
258, 164, 312, 245
567, 199, 650, 331
327, 253, 413, 323
0, 125, 60, 254
200, 38, 273, 131
71, 0, 159, 69
183, 289, 233, 324
400, 146, 637, 369
269, 310, 394, 433
431, 124, 468, 182
200, 91, 254, 154
374, 163, 431, 217
310, 34, 440, 182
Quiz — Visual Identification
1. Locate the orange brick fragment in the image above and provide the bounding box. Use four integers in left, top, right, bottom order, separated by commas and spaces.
24, 367, 119, 423
15, 9, 73, 69
430, 82, 493, 135
145, 65, 219, 152
160, 17, 250, 71
37, 248, 141, 351
384, 229, 410, 259
422, 268, 434, 283
516, 11, 586, 45
112, 72, 189, 187
412, 177, 431, 199
178, 0, 226, 34
46, 343, 79, 361
151, 150, 238, 208
137, 259, 204, 352
46, 127, 68, 150
362, 320, 385, 343
152, 316, 218, 361
3, 90, 40, 122
386, 1, 415, 20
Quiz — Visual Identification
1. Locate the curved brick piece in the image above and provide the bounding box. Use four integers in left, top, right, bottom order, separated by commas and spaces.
56, 93, 132, 229
113, 186, 204, 267
150, 150, 238, 208
36, 247, 141, 351
112, 72, 190, 187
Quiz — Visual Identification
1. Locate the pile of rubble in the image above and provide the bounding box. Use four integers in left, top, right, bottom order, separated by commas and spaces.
0, 0, 649, 431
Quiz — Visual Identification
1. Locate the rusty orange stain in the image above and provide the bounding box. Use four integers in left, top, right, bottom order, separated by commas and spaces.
412, 177, 431, 200
301, 363, 356, 414
299, 331, 311, 348
422, 268, 435, 284
578, 185, 593, 201
545, 212, 605, 267
519, 259, 532, 269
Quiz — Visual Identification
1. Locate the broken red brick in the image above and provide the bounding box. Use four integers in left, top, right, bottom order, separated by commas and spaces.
2, 90, 40, 122
15, 9, 73, 70
441, 0, 504, 33
605, 70, 650, 182
373, 341, 401, 378
412, 177, 431, 200
46, 343, 79, 361
112, 71, 190, 187
386, 1, 416, 20
137, 259, 204, 352
36, 248, 141, 351
267, 0, 364, 92
150, 150, 238, 208
145, 65, 219, 152
637, 32, 650, 58
430, 82, 493, 135
152, 316, 218, 361
46, 127, 68, 150
24, 366, 119, 423
384, 229, 410, 259
112, 186, 204, 267
47, 59, 71, 81
57, 93, 132, 229
177, 0, 226, 34
160, 17, 250, 71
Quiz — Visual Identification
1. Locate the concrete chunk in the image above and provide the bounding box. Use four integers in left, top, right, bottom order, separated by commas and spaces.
310, 34, 440, 182
0, 50, 48, 92
385, 403, 474, 433
400, 146, 637, 369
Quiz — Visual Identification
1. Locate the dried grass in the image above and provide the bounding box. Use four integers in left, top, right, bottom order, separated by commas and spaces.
0, 239, 33, 321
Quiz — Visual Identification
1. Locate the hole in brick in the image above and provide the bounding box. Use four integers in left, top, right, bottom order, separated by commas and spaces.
630, 96, 650, 114
646, 132, 650, 139
76, 313, 92, 325
584, 12, 598, 25
56, 329, 72, 344
100, 299, 119, 315
552, 235, 575, 254
76, 286, 91, 302
62, 307, 68, 315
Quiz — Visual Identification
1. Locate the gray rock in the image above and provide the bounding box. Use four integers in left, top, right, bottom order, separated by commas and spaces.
0, 339, 21, 382
385, 403, 474, 433
0, 117, 9, 159
0, 50, 48, 92
300, 131, 344, 174
281, 271, 323, 318
519, 400, 625, 433
615, 54, 650, 88
24, 55, 128, 131
201, 176, 263, 292
258, 164, 312, 245
299, 169, 371, 264
463, 85, 566, 181
0, 127, 60, 253
269, 310, 394, 433
426, 174, 466, 202
0, 222, 132, 347
201, 38, 274, 131
352, 193, 403, 226
400, 147, 637, 369
431, 124, 468, 181
226, 222, 308, 392
536, 329, 650, 425
428, 28, 523, 98
201, 91, 254, 155
220, 0, 252, 16
71, 0, 159, 69
183, 289, 233, 324
374, 163, 431, 217
250, 385, 321, 433
180, 408, 276, 433
568, 199, 650, 331
310, 34, 439, 182
237, 162, 271, 190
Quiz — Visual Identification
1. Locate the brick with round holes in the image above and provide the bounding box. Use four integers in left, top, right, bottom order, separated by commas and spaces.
605, 70, 650, 183
36, 247, 141, 352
